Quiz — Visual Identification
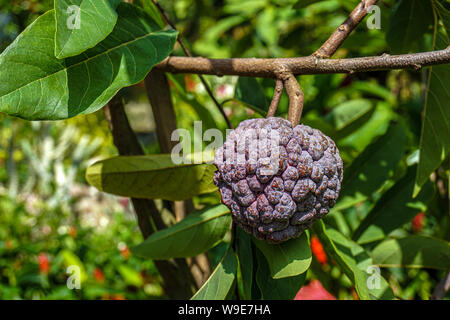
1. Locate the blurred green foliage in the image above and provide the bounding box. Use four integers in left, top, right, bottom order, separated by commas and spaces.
0, 0, 448, 300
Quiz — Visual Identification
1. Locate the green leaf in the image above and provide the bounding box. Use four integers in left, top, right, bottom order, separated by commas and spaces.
325, 99, 372, 131
325, 228, 395, 300
192, 248, 237, 300
386, 0, 434, 54
336, 123, 406, 211
312, 221, 371, 300
55, 0, 120, 59
353, 166, 435, 244
293, 0, 323, 9
254, 248, 306, 300
252, 232, 311, 279
85, 154, 217, 201
0, 3, 178, 120
236, 228, 253, 300
132, 205, 231, 259
414, 31, 450, 197
117, 265, 143, 287
338, 102, 393, 153
372, 236, 450, 270
234, 77, 269, 116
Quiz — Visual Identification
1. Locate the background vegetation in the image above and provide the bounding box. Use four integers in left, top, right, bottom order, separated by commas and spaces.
0, 0, 448, 300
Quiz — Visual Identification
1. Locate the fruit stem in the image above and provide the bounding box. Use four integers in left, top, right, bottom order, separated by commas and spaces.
267, 79, 284, 118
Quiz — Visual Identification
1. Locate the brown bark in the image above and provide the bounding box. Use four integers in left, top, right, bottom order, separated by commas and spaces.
105, 95, 197, 299
313, 0, 379, 58
155, 47, 450, 78
144, 69, 212, 288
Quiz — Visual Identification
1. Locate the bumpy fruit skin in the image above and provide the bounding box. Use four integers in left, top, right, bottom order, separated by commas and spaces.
214, 118, 343, 243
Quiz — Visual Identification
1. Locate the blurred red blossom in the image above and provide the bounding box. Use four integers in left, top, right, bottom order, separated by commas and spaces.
295, 280, 336, 300
311, 236, 327, 265
411, 212, 425, 233
38, 253, 50, 274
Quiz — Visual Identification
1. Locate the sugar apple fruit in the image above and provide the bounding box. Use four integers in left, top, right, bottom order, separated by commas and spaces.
213, 117, 343, 243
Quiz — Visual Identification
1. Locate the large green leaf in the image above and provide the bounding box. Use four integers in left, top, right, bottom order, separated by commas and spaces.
252, 232, 311, 279
386, 0, 434, 54
414, 31, 450, 196
192, 248, 237, 300
372, 236, 450, 270
254, 248, 306, 300
234, 77, 269, 116
0, 3, 178, 120
55, 0, 121, 59
86, 154, 217, 201
336, 123, 406, 211
325, 99, 372, 131
132, 205, 231, 259
293, 0, 323, 9
312, 221, 371, 300
338, 102, 393, 153
236, 228, 253, 300
353, 166, 434, 244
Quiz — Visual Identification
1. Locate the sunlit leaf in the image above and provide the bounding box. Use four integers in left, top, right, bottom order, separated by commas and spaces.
192, 248, 237, 300
0, 3, 177, 120
55, 0, 120, 59
252, 232, 311, 279
86, 154, 217, 201
132, 205, 231, 259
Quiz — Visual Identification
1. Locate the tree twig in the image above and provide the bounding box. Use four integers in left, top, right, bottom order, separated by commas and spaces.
275, 68, 304, 126
313, 0, 379, 58
155, 47, 450, 78
267, 79, 284, 118
150, 0, 232, 129
105, 94, 198, 299
431, 271, 450, 300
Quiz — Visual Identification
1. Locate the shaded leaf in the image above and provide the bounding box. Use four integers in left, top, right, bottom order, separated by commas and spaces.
312, 221, 371, 300
0, 3, 178, 120
338, 101, 394, 153
336, 123, 406, 211
325, 99, 372, 131
132, 205, 231, 259
255, 248, 306, 300
236, 228, 253, 300
414, 30, 450, 196
252, 232, 311, 279
86, 154, 217, 201
372, 236, 450, 270
192, 248, 237, 300
386, 0, 434, 54
55, 0, 120, 59
325, 228, 395, 300
293, 0, 323, 9
234, 77, 268, 115
353, 166, 435, 244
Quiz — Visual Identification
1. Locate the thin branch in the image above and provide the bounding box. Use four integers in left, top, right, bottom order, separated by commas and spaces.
275, 69, 304, 126
150, 0, 232, 129
313, 0, 379, 58
105, 94, 198, 299
155, 47, 450, 78
431, 271, 450, 300
267, 79, 284, 118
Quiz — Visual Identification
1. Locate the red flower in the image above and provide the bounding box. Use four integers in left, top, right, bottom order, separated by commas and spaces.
69, 226, 78, 238
295, 280, 336, 300
311, 236, 327, 265
412, 212, 425, 233
38, 253, 50, 274
93, 267, 105, 283
120, 247, 130, 260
